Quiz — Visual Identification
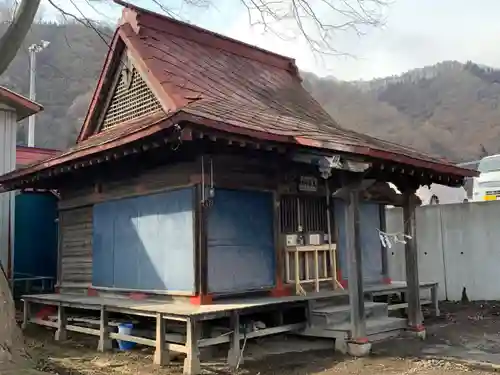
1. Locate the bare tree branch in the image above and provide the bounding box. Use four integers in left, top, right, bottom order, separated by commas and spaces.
85, 0, 389, 56
0, 0, 40, 76
0, 0, 390, 80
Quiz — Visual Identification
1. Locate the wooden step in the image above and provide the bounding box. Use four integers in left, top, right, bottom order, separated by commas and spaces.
311, 302, 388, 326
387, 299, 432, 311
327, 316, 407, 335
300, 316, 407, 340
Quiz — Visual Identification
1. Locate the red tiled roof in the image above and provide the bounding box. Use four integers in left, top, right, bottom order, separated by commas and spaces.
10, 111, 172, 177
0, 1, 477, 184
109, 1, 476, 177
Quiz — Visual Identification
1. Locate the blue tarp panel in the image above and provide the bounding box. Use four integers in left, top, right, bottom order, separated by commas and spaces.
14, 192, 58, 279
207, 189, 275, 294
93, 188, 195, 292
334, 200, 384, 284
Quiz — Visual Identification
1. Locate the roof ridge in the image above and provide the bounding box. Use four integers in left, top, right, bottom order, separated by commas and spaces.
113, 0, 300, 75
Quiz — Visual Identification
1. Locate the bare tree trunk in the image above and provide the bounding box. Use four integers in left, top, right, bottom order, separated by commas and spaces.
0, 265, 38, 373
0, 0, 40, 76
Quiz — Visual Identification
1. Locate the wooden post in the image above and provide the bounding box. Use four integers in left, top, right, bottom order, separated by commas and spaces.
379, 205, 389, 282
22, 299, 30, 330
154, 313, 170, 365
227, 311, 240, 369
195, 184, 209, 300
431, 284, 440, 317
183, 317, 201, 375
314, 249, 319, 292
97, 306, 112, 352
272, 191, 284, 291
345, 189, 366, 341
403, 191, 424, 331
55, 304, 67, 341
294, 248, 300, 291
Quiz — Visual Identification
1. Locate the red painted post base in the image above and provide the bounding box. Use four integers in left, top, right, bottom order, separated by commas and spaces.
190, 294, 213, 305
337, 270, 348, 289
408, 323, 425, 332
269, 285, 291, 297
129, 292, 147, 300
87, 287, 98, 297
383, 276, 392, 284
36, 306, 56, 320
350, 337, 369, 344
407, 324, 427, 340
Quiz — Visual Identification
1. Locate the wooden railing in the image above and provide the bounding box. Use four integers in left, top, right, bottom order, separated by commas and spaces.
285, 244, 343, 295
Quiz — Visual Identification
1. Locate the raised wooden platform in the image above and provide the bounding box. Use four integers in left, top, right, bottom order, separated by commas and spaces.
21, 281, 439, 375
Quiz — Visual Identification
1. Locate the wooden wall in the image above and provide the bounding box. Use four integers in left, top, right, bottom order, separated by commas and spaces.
0, 106, 17, 275
57, 160, 198, 289
59, 206, 93, 286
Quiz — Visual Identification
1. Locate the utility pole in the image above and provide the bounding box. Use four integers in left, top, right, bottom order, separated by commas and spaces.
27, 40, 49, 147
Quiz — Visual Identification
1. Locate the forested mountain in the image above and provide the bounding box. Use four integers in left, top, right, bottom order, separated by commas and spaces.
0, 19, 111, 149
303, 61, 500, 162
3, 17, 500, 163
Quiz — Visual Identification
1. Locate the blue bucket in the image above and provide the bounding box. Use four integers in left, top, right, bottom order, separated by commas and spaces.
117, 323, 136, 351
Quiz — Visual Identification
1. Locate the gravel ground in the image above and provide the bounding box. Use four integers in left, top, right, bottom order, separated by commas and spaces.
22, 302, 500, 375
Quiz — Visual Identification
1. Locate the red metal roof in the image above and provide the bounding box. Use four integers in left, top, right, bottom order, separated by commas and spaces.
16, 145, 59, 166
0, 1, 477, 184
0, 86, 43, 121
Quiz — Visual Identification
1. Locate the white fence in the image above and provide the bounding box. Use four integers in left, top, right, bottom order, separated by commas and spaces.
386, 200, 500, 301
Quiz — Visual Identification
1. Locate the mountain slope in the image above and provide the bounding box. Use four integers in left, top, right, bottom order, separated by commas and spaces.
0, 20, 110, 150
304, 61, 500, 162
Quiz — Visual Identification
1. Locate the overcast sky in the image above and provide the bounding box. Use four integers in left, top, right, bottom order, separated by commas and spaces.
44, 0, 500, 81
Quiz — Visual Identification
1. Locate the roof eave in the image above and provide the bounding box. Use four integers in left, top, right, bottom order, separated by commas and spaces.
0, 112, 477, 189
0, 87, 43, 121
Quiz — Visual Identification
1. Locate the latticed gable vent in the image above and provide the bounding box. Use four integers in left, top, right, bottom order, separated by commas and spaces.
100, 63, 163, 130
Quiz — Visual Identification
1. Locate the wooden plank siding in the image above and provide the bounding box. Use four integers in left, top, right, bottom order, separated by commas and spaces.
59, 206, 93, 285
57, 160, 198, 289
59, 161, 198, 210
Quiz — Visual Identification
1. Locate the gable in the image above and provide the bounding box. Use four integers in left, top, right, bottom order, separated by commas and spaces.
96, 51, 163, 132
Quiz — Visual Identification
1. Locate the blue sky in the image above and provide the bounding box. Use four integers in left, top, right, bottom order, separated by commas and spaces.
43, 0, 500, 81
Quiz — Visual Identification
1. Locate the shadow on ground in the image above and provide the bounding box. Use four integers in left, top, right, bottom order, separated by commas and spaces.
376, 301, 500, 366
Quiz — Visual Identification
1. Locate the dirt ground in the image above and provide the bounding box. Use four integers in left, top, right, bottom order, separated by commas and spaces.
22, 302, 500, 375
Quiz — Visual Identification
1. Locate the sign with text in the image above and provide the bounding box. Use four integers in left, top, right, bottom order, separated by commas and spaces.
298, 176, 318, 192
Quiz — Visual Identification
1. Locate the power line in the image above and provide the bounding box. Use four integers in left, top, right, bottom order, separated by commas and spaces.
47, 0, 110, 47
67, 0, 112, 46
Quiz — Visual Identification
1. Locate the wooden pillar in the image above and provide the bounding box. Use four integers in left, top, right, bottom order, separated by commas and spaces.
55, 304, 67, 341
379, 205, 390, 283
192, 184, 211, 305
345, 189, 366, 341
22, 299, 30, 330
183, 317, 201, 375
154, 313, 170, 365
97, 306, 112, 352
403, 191, 424, 331
227, 311, 240, 369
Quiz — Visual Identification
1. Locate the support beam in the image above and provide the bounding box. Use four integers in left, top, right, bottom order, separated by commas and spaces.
403, 191, 424, 333
193, 181, 210, 305
22, 299, 30, 330
379, 206, 390, 283
97, 306, 112, 352
154, 313, 170, 365
183, 317, 201, 375
227, 311, 240, 369
345, 189, 367, 342
55, 304, 67, 341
